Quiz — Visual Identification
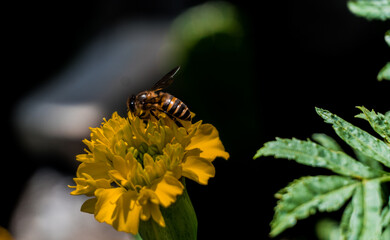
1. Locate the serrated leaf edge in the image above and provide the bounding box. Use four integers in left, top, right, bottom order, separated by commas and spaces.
270, 176, 359, 237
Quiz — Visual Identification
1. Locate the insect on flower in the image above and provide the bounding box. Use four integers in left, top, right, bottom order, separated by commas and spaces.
127, 67, 191, 126
69, 66, 230, 237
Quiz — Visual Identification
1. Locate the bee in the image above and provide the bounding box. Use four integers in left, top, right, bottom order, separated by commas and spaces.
127, 66, 191, 125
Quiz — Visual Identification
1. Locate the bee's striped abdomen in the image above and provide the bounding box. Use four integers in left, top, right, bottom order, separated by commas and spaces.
160, 92, 191, 121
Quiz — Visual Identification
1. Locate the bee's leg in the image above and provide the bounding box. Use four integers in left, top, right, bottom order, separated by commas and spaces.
160, 110, 184, 128
167, 115, 183, 128
174, 119, 184, 128
150, 110, 159, 121
139, 111, 150, 125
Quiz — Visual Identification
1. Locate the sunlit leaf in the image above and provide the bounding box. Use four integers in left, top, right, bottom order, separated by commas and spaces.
255, 107, 390, 238
312, 133, 344, 152
316, 107, 390, 168
347, 0, 390, 20
353, 148, 384, 170
270, 176, 358, 237
359, 180, 383, 239
254, 138, 382, 179
340, 180, 383, 240
355, 106, 390, 143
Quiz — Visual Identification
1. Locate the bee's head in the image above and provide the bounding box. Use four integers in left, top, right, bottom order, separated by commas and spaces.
127, 95, 136, 113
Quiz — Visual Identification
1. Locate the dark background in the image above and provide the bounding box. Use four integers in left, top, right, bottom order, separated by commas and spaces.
3, 0, 389, 239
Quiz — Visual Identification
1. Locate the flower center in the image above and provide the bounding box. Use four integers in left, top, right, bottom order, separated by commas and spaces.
132, 142, 161, 167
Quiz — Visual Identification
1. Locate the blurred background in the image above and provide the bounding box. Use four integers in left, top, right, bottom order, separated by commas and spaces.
2, 0, 389, 239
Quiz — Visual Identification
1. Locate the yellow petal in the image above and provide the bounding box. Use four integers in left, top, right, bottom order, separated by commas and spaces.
80, 197, 97, 214
140, 204, 151, 221
108, 170, 129, 187
94, 188, 125, 225
77, 162, 110, 180
137, 188, 166, 227
0, 226, 13, 240
150, 202, 166, 227
95, 188, 143, 234
69, 177, 111, 196
111, 155, 130, 180
112, 191, 142, 234
76, 153, 93, 163
151, 174, 184, 208
186, 124, 229, 162
182, 156, 215, 185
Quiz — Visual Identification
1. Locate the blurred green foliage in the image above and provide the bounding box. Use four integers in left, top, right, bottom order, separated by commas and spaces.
348, 0, 390, 81
347, 0, 390, 20
377, 30, 390, 81
166, 1, 255, 158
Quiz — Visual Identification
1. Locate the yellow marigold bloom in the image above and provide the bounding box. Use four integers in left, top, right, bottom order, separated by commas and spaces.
0, 226, 13, 240
70, 112, 229, 235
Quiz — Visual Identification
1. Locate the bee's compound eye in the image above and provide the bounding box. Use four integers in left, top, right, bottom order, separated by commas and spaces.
128, 95, 136, 112
139, 93, 147, 102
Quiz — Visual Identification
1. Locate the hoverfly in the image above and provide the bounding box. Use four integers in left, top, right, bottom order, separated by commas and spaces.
127, 67, 191, 125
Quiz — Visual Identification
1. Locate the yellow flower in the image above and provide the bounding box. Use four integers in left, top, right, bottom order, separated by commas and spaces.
0, 226, 13, 240
69, 112, 229, 235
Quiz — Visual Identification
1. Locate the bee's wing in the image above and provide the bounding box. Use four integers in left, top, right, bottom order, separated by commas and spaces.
151, 66, 180, 91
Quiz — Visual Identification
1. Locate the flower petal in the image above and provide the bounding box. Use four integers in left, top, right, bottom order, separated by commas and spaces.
151, 174, 184, 208
182, 156, 215, 185
150, 202, 165, 227
137, 188, 166, 227
80, 197, 97, 214
70, 177, 111, 196
94, 188, 142, 234
94, 188, 125, 226
113, 191, 142, 234
186, 124, 229, 161
77, 162, 110, 180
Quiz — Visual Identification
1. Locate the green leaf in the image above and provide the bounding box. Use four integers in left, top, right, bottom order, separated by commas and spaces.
134, 233, 143, 240
312, 133, 344, 152
355, 106, 390, 143
340, 200, 354, 239
340, 181, 383, 240
353, 148, 384, 170
382, 197, 390, 229
316, 107, 390, 168
348, 184, 366, 239
347, 0, 390, 20
359, 180, 383, 239
341, 180, 383, 240
270, 176, 358, 237
385, 30, 390, 47
378, 62, 390, 81
254, 138, 381, 179
383, 226, 390, 240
